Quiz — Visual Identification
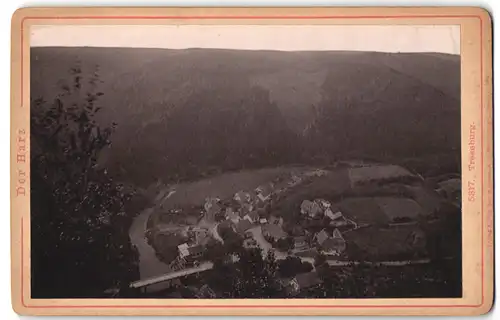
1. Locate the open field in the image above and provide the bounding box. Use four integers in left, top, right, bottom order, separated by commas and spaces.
338, 197, 388, 225
405, 185, 442, 214
343, 224, 425, 260
156, 167, 303, 209
347, 164, 416, 187
374, 197, 423, 220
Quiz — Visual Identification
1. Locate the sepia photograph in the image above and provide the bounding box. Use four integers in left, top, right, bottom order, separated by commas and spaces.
10, 6, 493, 317
29, 23, 463, 300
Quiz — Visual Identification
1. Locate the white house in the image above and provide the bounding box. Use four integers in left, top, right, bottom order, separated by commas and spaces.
178, 243, 190, 259
225, 207, 241, 224
255, 184, 273, 202
204, 197, 220, 212
301, 200, 322, 217
317, 199, 331, 209
324, 208, 343, 221
321, 229, 346, 256
234, 191, 251, 204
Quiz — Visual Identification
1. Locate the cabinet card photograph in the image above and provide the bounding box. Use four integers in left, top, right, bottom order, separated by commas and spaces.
11, 6, 493, 316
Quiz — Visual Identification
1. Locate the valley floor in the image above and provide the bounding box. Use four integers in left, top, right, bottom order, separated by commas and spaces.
128, 163, 461, 298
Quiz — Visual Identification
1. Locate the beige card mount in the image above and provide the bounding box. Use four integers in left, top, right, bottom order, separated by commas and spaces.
11, 6, 493, 316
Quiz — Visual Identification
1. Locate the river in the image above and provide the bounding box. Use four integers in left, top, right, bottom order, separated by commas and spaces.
129, 207, 172, 278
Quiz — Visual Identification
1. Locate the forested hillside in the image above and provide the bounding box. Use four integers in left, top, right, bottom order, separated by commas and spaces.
31, 47, 460, 186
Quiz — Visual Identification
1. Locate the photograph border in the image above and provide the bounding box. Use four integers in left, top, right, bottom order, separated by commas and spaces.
11, 6, 493, 316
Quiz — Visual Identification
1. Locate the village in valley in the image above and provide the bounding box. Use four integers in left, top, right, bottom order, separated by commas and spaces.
128, 162, 461, 298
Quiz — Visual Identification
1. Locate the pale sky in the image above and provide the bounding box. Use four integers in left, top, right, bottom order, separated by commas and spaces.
30, 25, 460, 54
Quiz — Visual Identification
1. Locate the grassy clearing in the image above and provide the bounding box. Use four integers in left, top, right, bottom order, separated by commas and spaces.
343, 225, 425, 260
405, 185, 442, 215
347, 165, 415, 187
160, 167, 302, 209
338, 197, 388, 225
374, 197, 423, 220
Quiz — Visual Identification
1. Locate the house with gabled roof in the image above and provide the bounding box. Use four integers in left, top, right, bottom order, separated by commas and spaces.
178, 243, 204, 261
314, 229, 330, 245
239, 202, 254, 216
255, 183, 274, 202
204, 197, 220, 211
178, 243, 190, 259
234, 191, 251, 204
321, 228, 346, 255
262, 224, 287, 242
243, 211, 260, 224
204, 197, 222, 222
301, 200, 323, 218
205, 203, 221, 223
324, 203, 343, 221
316, 199, 331, 209
314, 228, 346, 255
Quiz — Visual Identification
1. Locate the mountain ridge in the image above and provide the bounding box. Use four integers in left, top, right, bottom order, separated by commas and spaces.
31, 47, 460, 186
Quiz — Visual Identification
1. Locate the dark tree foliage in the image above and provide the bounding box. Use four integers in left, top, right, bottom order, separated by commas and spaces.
417, 201, 462, 295
314, 252, 327, 267
277, 256, 313, 278
30, 64, 139, 298
393, 216, 413, 223
203, 240, 229, 264
206, 248, 282, 298
303, 64, 460, 165
217, 224, 244, 252
275, 237, 294, 252
151, 233, 186, 264
317, 262, 461, 299
108, 84, 301, 186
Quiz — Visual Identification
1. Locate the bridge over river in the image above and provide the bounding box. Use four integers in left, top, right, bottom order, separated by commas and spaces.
129, 262, 214, 291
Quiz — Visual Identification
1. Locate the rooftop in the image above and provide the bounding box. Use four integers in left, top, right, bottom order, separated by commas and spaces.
321, 237, 345, 251
315, 229, 329, 245
188, 245, 204, 256
262, 224, 287, 239
236, 219, 253, 234
245, 211, 260, 219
